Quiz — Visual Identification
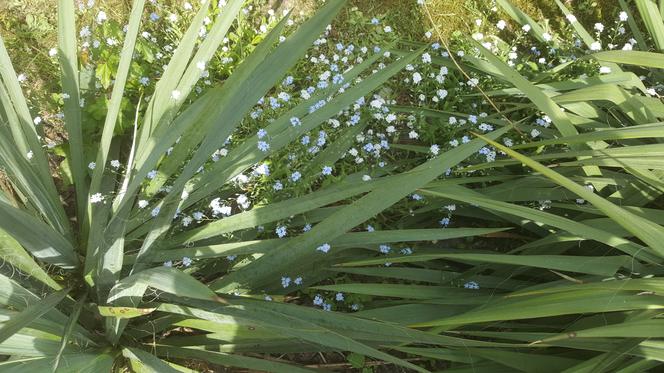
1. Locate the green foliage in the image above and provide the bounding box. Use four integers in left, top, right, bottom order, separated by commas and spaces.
1, 0, 664, 371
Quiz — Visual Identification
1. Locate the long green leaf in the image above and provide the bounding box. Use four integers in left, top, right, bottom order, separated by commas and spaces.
0, 288, 69, 344
477, 132, 664, 258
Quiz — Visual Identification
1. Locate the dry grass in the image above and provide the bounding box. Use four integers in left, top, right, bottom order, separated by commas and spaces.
350, 0, 620, 41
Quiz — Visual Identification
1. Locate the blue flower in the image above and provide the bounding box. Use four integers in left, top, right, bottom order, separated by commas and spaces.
301, 135, 310, 145
464, 281, 480, 289
316, 243, 331, 253
282, 75, 294, 86
257, 141, 270, 152
332, 74, 344, 85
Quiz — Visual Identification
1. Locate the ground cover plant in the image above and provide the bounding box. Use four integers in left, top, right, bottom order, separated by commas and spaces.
1, 0, 664, 371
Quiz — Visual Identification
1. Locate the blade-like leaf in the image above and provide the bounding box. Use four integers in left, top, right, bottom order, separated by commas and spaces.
0, 288, 69, 344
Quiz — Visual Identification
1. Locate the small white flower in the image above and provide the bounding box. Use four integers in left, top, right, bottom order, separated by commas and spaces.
33, 116, 42, 125
619, 11, 628, 22
412, 72, 422, 84
48, 48, 58, 57
566, 14, 577, 23
522, 24, 531, 33
196, 61, 206, 70
421, 52, 431, 64
531, 128, 541, 138
110, 160, 121, 168
594, 23, 604, 32
599, 66, 612, 74
138, 200, 149, 208
236, 194, 250, 209
542, 32, 552, 42
147, 170, 158, 179
96, 10, 107, 24
430, 144, 440, 155
171, 90, 181, 100
362, 174, 372, 182
496, 20, 506, 30
90, 193, 104, 204
316, 243, 331, 253
590, 41, 602, 51
182, 256, 192, 267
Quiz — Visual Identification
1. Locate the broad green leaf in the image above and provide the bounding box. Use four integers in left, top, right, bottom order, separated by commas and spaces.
154, 346, 316, 373
339, 254, 628, 277
98, 306, 157, 319
123, 347, 180, 373
0, 353, 115, 373
0, 288, 69, 344
0, 229, 60, 289
58, 0, 87, 220
413, 290, 664, 328
0, 200, 78, 268
53, 292, 87, 373
107, 267, 219, 303
312, 283, 494, 300
591, 50, 664, 68
635, 0, 664, 51
541, 319, 664, 342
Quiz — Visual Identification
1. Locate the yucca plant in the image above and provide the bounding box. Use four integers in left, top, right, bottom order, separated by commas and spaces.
0, 0, 519, 371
